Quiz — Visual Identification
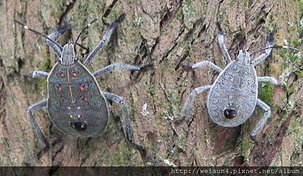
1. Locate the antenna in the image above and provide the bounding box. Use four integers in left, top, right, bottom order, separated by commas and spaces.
14, 20, 62, 49
250, 45, 298, 55
73, 19, 98, 52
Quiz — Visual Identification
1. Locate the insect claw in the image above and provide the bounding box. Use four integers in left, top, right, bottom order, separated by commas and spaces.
180, 64, 193, 71
37, 141, 50, 160
173, 116, 185, 125
278, 81, 287, 87
266, 33, 275, 45
136, 145, 147, 158
55, 24, 71, 35
115, 13, 126, 24
23, 73, 34, 80
139, 63, 153, 72
250, 134, 257, 141
216, 22, 224, 35
105, 13, 126, 28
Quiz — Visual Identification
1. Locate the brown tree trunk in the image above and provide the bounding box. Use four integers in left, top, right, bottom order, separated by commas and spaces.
0, 0, 302, 167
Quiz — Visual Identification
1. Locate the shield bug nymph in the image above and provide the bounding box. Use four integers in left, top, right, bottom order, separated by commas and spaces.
176, 23, 283, 139
15, 14, 146, 155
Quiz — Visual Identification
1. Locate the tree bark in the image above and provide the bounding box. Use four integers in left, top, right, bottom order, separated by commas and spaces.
0, 0, 303, 167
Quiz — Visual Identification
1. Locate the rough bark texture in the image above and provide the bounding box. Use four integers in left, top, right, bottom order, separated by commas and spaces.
0, 0, 303, 167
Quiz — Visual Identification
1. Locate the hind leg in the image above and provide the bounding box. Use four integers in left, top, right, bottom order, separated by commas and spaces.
176, 85, 212, 124
103, 92, 146, 156
27, 99, 49, 148
250, 99, 271, 139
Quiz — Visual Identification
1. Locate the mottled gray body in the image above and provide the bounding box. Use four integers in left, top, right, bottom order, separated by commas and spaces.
48, 61, 108, 137
207, 59, 257, 127
18, 14, 146, 155
177, 25, 280, 139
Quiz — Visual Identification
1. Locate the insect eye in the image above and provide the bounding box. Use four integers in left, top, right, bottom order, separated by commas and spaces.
223, 108, 237, 119
70, 121, 88, 130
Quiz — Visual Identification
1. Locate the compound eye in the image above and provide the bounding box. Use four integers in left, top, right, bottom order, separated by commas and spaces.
70, 121, 88, 130
224, 108, 238, 119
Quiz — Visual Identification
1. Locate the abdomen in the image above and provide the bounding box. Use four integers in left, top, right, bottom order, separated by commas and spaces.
47, 62, 109, 137
207, 61, 258, 127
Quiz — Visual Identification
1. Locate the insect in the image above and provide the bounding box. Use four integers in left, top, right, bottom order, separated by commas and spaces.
176, 24, 281, 139
15, 14, 145, 154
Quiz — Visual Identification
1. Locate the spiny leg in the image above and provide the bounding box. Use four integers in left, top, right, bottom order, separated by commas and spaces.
251, 33, 274, 66
27, 99, 49, 148
45, 24, 71, 59
182, 61, 222, 73
32, 71, 49, 79
216, 23, 232, 64
103, 92, 146, 156
83, 14, 125, 66
257, 76, 280, 85
250, 99, 271, 139
93, 63, 147, 78
175, 85, 212, 124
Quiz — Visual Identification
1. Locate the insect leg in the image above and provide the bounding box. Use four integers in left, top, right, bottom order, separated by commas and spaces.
175, 85, 212, 124
32, 71, 49, 79
217, 23, 232, 64
250, 99, 271, 140
27, 99, 49, 148
103, 92, 146, 156
182, 61, 222, 73
45, 24, 71, 59
251, 33, 275, 66
257, 76, 280, 85
93, 63, 140, 78
84, 14, 125, 66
